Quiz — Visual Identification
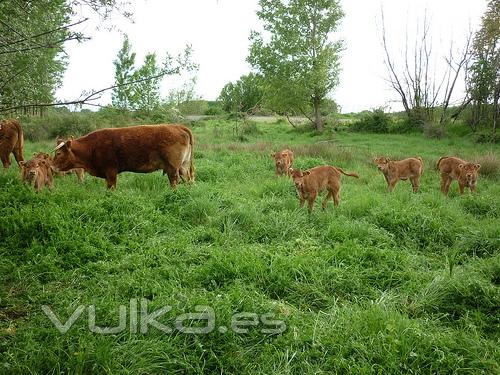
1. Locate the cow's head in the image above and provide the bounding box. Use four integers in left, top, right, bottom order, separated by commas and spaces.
20, 159, 47, 182
53, 140, 75, 172
373, 157, 391, 173
290, 168, 310, 190
459, 163, 480, 185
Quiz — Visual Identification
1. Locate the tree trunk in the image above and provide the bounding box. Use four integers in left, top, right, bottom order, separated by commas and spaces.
313, 96, 323, 132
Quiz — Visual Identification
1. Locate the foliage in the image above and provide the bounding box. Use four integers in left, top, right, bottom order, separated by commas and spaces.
218, 73, 264, 114
350, 108, 393, 133
466, 0, 500, 133
248, 0, 344, 131
111, 35, 136, 109
1, 119, 499, 373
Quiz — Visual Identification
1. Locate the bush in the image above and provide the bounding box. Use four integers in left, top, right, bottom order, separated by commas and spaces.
350, 108, 392, 133
474, 131, 500, 144
473, 151, 500, 179
423, 122, 446, 139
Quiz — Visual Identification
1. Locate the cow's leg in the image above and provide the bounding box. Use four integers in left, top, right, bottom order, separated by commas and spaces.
1, 152, 10, 169
307, 192, 317, 213
12, 147, 23, 167
441, 176, 452, 196
105, 170, 117, 190
322, 191, 333, 210
388, 178, 397, 192
410, 176, 420, 193
458, 181, 466, 195
164, 164, 179, 189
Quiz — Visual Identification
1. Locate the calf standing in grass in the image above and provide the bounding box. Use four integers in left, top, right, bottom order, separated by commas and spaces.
290, 166, 359, 213
20, 158, 53, 192
436, 156, 480, 195
271, 149, 294, 176
373, 157, 423, 192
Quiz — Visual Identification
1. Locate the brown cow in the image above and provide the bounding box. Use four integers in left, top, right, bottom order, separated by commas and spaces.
436, 156, 480, 195
20, 158, 53, 192
54, 138, 85, 183
373, 156, 423, 193
52, 124, 194, 189
0, 119, 24, 169
271, 149, 294, 176
290, 165, 359, 213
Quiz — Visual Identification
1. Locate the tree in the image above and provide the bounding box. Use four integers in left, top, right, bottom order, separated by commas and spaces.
0, 1, 132, 115
132, 53, 162, 113
218, 73, 264, 114
248, 0, 344, 131
466, 0, 499, 134
112, 35, 136, 109
380, 9, 472, 128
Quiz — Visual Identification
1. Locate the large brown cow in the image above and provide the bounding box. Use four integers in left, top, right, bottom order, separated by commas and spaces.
436, 156, 480, 195
0, 119, 24, 169
290, 165, 359, 213
373, 156, 424, 192
52, 124, 194, 189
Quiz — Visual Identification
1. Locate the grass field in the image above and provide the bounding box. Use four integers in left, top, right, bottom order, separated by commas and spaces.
1, 119, 499, 374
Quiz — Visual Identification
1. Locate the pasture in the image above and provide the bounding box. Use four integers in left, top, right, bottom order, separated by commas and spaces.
1, 120, 499, 374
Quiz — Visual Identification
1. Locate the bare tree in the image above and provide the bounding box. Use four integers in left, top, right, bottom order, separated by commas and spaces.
380, 8, 472, 126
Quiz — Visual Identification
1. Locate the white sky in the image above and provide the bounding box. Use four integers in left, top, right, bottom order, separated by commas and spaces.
57, 0, 487, 113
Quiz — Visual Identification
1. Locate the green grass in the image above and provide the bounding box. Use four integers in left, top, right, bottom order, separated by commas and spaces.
1, 120, 499, 374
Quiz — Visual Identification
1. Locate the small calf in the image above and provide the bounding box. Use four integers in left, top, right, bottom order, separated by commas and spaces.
373, 156, 423, 192
436, 156, 480, 195
20, 158, 54, 192
271, 149, 294, 176
290, 165, 359, 213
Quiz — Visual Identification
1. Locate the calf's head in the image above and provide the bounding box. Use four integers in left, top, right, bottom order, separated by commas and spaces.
459, 163, 480, 185
20, 159, 48, 182
373, 157, 391, 173
290, 168, 310, 190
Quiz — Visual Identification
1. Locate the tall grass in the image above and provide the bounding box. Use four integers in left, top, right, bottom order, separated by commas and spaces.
1, 120, 499, 374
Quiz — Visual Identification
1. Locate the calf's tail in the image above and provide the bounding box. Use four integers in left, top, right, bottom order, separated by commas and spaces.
336, 167, 359, 178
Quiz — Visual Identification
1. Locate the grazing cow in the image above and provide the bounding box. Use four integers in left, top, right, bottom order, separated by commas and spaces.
373, 156, 424, 192
271, 149, 294, 176
436, 156, 480, 195
0, 119, 24, 169
20, 158, 53, 192
52, 124, 194, 189
54, 138, 85, 183
290, 165, 359, 213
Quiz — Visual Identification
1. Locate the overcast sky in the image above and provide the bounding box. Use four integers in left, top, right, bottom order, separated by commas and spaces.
57, 0, 487, 113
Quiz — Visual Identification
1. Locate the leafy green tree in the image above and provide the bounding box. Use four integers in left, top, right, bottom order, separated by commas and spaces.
0, 0, 130, 114
467, 0, 499, 133
112, 36, 136, 110
132, 53, 162, 113
218, 73, 264, 114
248, 0, 344, 131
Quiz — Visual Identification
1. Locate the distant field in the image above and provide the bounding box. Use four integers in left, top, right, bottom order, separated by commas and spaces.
1, 120, 499, 374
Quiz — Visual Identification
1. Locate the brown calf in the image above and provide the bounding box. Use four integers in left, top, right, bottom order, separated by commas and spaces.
290, 165, 359, 213
20, 158, 54, 192
436, 156, 480, 195
373, 156, 423, 192
271, 149, 294, 176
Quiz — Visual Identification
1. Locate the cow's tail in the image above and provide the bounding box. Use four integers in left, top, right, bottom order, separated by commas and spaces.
417, 156, 424, 173
335, 167, 359, 178
184, 126, 195, 182
436, 156, 448, 171
13, 120, 24, 165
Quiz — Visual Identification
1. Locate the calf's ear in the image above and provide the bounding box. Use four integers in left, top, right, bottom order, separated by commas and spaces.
271, 153, 275, 158
475, 163, 481, 170
458, 164, 464, 169
19, 161, 26, 167
304, 171, 311, 176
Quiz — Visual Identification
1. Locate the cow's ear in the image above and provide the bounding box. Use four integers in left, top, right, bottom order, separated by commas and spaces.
65, 140, 72, 149
70, 135, 75, 140
475, 163, 481, 170
458, 164, 464, 169
304, 171, 311, 176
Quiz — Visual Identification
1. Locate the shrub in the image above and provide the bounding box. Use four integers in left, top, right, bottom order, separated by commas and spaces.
423, 122, 446, 139
473, 151, 500, 178
350, 108, 392, 133
474, 131, 500, 144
